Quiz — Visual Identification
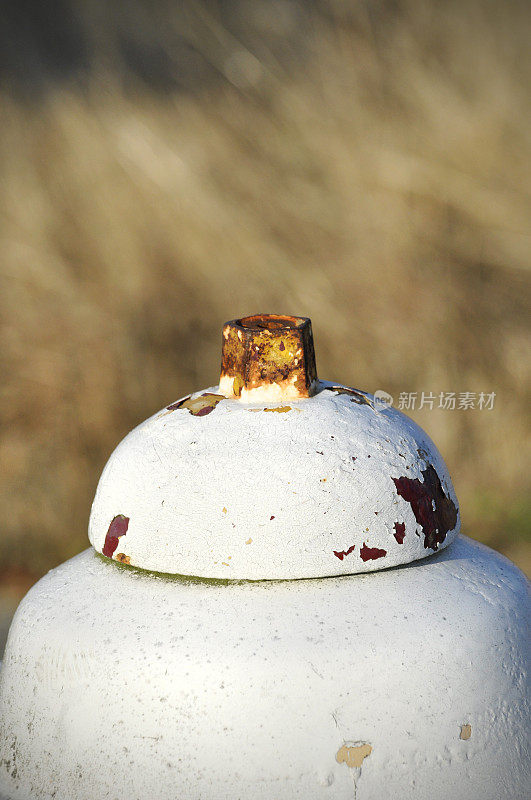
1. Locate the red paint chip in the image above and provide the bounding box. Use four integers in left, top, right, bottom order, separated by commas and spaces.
393, 522, 406, 544
102, 515, 130, 558
360, 543, 387, 561
393, 464, 458, 551
333, 544, 355, 560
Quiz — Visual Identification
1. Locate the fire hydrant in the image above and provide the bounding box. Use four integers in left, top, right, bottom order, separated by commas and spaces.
0, 314, 529, 800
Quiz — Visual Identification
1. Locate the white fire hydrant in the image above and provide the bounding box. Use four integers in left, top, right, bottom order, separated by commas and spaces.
0, 314, 529, 800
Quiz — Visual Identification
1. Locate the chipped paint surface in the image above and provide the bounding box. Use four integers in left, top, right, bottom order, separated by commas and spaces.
102, 515, 129, 558
333, 545, 355, 560
336, 742, 372, 768
89, 376, 460, 578
165, 395, 191, 411
1, 316, 527, 800
460, 724, 472, 740
167, 393, 224, 417
327, 385, 376, 409
1, 537, 528, 800
88, 309, 459, 578
393, 522, 406, 544
393, 463, 458, 551
360, 543, 387, 561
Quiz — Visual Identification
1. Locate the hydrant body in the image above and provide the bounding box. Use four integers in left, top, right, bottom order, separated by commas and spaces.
0, 315, 529, 799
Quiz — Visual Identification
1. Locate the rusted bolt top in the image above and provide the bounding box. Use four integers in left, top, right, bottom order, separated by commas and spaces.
219, 314, 318, 402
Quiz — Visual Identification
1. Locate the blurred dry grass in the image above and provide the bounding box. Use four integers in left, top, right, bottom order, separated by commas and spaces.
0, 0, 530, 593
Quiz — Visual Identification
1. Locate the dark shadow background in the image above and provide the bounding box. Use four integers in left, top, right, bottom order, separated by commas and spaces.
0, 0, 530, 647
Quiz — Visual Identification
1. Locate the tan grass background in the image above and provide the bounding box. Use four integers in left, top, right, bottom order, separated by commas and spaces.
0, 0, 530, 609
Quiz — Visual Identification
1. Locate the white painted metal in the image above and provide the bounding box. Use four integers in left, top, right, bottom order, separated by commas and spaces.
88, 381, 460, 579
0, 537, 529, 800
1, 320, 527, 800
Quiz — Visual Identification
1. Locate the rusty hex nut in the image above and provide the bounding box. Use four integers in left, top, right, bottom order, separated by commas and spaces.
219, 314, 317, 402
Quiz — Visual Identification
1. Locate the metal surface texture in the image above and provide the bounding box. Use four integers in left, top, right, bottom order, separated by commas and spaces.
88, 315, 460, 578
0, 538, 529, 800
219, 314, 317, 402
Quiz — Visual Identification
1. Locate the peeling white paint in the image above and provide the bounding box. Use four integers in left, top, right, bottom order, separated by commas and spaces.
1, 317, 528, 800
88, 380, 460, 579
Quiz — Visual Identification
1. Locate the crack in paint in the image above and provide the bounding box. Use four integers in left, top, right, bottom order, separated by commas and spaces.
336, 742, 373, 800
327, 385, 376, 409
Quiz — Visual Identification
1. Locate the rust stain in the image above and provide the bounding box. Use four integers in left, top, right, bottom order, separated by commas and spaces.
166, 395, 191, 411
393, 521, 406, 544
336, 743, 372, 768
115, 553, 130, 564
220, 315, 317, 400
167, 393, 224, 416
222, 507, 227, 513
360, 543, 387, 561
245, 538, 252, 544
102, 515, 129, 558
263, 405, 292, 413
184, 393, 224, 416
460, 724, 472, 740
392, 463, 458, 550
333, 544, 355, 560
232, 375, 244, 397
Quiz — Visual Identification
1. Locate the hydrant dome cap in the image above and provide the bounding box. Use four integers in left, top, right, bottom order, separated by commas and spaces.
88, 315, 460, 579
